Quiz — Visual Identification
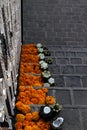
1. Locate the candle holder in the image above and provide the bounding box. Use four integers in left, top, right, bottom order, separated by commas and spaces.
51, 117, 64, 130
39, 105, 54, 121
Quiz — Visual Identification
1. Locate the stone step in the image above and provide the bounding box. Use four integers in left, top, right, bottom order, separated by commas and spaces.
49, 65, 87, 75
47, 88, 87, 108
47, 51, 87, 59
46, 45, 87, 51
48, 57, 87, 65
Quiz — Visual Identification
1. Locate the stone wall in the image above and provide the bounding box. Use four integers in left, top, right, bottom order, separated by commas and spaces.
0, 0, 21, 129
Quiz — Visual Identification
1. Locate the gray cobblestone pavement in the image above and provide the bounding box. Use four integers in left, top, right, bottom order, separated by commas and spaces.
23, 0, 87, 129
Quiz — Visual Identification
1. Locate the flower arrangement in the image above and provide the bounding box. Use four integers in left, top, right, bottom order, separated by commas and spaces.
20, 63, 42, 74
46, 96, 56, 105
19, 74, 43, 86
15, 101, 31, 114
15, 118, 51, 130
17, 86, 48, 105
15, 114, 25, 122
14, 44, 61, 130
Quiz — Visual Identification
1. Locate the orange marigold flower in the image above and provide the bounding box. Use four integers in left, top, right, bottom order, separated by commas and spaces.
38, 98, 45, 105
22, 120, 29, 127
24, 126, 33, 130
30, 98, 39, 104
32, 111, 40, 121
27, 121, 35, 126
15, 114, 25, 122
41, 87, 48, 94
15, 101, 31, 114
46, 96, 56, 105
25, 113, 33, 121
32, 125, 40, 130
15, 122, 22, 129
37, 119, 51, 130
18, 86, 25, 92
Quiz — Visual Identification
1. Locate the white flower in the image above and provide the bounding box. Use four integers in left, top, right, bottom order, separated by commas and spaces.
48, 77, 55, 85
38, 47, 44, 53
39, 53, 45, 60
42, 70, 51, 78
36, 43, 42, 48
41, 62, 48, 69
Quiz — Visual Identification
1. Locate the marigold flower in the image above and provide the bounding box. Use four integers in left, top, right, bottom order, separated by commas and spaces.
32, 125, 40, 130
32, 111, 40, 121
37, 119, 51, 130
24, 126, 33, 130
15, 114, 25, 122
22, 120, 29, 127
18, 86, 25, 92
46, 96, 56, 105
15, 101, 31, 114
15, 122, 22, 129
27, 121, 35, 126
42, 87, 48, 93
30, 98, 39, 104
25, 113, 33, 121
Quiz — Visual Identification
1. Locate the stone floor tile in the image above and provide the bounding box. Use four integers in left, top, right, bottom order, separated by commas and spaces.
65, 76, 81, 87
48, 89, 71, 105
59, 108, 82, 130
73, 90, 87, 105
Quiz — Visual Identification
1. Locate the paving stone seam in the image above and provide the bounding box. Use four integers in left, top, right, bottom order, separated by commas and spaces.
47, 87, 87, 90
50, 64, 87, 66
56, 63, 85, 65
63, 105, 87, 109
43, 45, 87, 47
70, 89, 75, 105
64, 76, 67, 88
52, 73, 87, 76
52, 50, 87, 53
79, 109, 85, 130
49, 56, 87, 59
